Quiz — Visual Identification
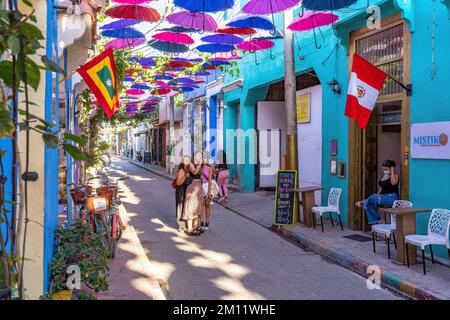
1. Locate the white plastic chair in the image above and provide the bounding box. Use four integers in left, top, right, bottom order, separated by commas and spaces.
405, 208, 450, 275
371, 200, 413, 259
312, 188, 342, 232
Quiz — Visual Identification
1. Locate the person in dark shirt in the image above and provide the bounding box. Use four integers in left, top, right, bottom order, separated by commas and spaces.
356, 159, 400, 225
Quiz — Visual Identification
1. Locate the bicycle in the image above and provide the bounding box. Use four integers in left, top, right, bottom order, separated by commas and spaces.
69, 176, 100, 221
88, 177, 128, 258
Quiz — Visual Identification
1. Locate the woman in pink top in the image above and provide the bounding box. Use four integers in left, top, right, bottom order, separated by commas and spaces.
200, 154, 213, 231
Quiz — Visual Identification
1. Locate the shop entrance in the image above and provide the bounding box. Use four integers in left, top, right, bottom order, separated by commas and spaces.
361, 101, 402, 229
348, 13, 411, 231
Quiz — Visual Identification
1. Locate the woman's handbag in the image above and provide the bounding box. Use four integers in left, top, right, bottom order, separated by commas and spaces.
202, 180, 220, 199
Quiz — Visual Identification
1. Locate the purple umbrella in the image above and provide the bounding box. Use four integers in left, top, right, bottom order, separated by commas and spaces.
167, 11, 218, 32
242, 0, 301, 15
201, 34, 244, 45
100, 19, 140, 30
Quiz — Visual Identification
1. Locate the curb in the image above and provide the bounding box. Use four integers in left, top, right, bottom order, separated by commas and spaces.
126, 158, 446, 300
269, 225, 446, 300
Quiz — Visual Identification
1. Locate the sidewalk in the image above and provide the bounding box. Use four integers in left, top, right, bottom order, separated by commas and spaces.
95, 169, 168, 300
128, 158, 450, 300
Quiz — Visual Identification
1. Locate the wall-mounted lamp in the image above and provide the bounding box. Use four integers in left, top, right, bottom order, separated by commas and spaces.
328, 79, 341, 95
217, 89, 226, 113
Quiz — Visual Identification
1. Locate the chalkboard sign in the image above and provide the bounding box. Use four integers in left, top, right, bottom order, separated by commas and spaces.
274, 170, 297, 226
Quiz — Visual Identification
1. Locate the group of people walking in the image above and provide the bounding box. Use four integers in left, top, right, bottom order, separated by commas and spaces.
174, 151, 230, 236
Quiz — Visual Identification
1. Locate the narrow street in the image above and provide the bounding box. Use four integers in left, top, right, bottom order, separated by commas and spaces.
106, 159, 401, 300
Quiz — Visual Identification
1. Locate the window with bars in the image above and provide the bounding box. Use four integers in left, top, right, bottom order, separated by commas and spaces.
356, 24, 404, 96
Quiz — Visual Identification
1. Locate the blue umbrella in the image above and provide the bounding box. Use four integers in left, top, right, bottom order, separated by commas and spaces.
196, 43, 235, 53
302, 0, 357, 11
100, 19, 140, 30
178, 86, 195, 92
148, 39, 189, 53
177, 77, 196, 84
205, 60, 230, 67
201, 34, 244, 45
124, 77, 135, 82
194, 71, 210, 76
131, 83, 150, 90
101, 28, 145, 39
174, 0, 234, 13
155, 74, 174, 80
143, 103, 158, 107
188, 58, 204, 63
227, 15, 274, 31
134, 57, 156, 67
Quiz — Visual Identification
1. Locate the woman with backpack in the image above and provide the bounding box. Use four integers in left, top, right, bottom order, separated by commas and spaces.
174, 156, 191, 233
181, 152, 204, 236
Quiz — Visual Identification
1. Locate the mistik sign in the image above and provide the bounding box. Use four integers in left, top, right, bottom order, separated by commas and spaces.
411, 121, 450, 160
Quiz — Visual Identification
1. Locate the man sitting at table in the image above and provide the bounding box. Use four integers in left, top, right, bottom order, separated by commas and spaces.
356, 159, 400, 225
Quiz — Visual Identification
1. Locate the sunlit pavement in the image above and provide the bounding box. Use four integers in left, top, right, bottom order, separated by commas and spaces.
104, 159, 402, 300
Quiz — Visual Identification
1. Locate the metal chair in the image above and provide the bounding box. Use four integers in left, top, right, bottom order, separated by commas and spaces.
405, 208, 450, 275
312, 188, 342, 232
372, 200, 413, 259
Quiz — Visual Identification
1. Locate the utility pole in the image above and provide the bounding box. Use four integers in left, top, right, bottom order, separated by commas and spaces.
167, 95, 176, 174
284, 9, 300, 224
284, 9, 298, 171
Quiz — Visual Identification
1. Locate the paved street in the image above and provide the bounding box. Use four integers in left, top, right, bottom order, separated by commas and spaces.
105, 159, 401, 300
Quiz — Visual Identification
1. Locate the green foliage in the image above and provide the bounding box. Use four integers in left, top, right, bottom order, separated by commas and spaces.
49, 220, 110, 293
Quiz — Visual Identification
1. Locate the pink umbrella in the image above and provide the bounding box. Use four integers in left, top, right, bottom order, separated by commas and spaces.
288, 11, 339, 31
105, 38, 145, 49
152, 31, 194, 44
126, 89, 146, 95
112, 0, 153, 4
237, 39, 274, 51
166, 11, 218, 32
210, 52, 242, 61
243, 0, 301, 15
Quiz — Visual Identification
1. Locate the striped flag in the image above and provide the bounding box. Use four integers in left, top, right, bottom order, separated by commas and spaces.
344, 54, 388, 129
77, 48, 120, 119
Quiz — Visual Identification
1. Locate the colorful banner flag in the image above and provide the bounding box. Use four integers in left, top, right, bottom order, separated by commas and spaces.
344, 54, 388, 129
77, 48, 120, 119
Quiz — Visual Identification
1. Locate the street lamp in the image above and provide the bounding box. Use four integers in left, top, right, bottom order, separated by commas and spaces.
328, 79, 341, 95
217, 89, 226, 114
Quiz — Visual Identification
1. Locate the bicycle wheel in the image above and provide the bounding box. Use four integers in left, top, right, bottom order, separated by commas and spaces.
110, 214, 118, 258
94, 214, 112, 254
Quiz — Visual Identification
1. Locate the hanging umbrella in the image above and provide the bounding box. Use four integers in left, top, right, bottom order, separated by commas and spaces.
217, 27, 256, 35
302, 0, 357, 11
176, 77, 196, 84
227, 15, 275, 31
167, 11, 218, 32
126, 89, 146, 95
131, 83, 150, 90
151, 86, 172, 95
155, 74, 174, 80
210, 52, 242, 60
201, 34, 244, 45
152, 31, 195, 44
105, 38, 145, 49
105, 5, 160, 23
242, 0, 301, 15
237, 39, 274, 51
174, 0, 234, 13
165, 60, 194, 68
100, 19, 140, 30
159, 26, 198, 33
204, 60, 230, 67
196, 43, 235, 53
148, 39, 189, 53
288, 11, 339, 31
177, 86, 195, 92
194, 71, 210, 76
124, 77, 135, 82
101, 27, 145, 39
113, 0, 153, 4
130, 57, 156, 67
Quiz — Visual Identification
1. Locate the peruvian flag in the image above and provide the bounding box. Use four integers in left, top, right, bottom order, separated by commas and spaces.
345, 54, 388, 129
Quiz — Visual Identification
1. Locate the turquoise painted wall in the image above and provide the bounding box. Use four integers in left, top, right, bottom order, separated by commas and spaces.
222, 0, 450, 257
